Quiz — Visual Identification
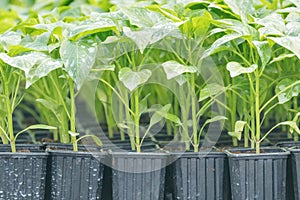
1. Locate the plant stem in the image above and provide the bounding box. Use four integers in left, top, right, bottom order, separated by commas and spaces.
119, 104, 125, 141
134, 89, 141, 153
260, 80, 300, 112
191, 74, 198, 152
250, 80, 256, 149
166, 122, 172, 136
49, 75, 70, 119
231, 91, 238, 146
243, 100, 249, 147
179, 86, 190, 150
244, 125, 249, 148
6, 94, 15, 152
69, 80, 78, 151
255, 70, 261, 154
293, 97, 299, 141
53, 129, 58, 142
0, 67, 15, 152
226, 72, 238, 146
124, 89, 135, 150
99, 78, 134, 116
106, 74, 114, 138
173, 97, 179, 141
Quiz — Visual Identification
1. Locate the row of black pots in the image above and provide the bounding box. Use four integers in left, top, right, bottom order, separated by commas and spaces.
0, 143, 297, 200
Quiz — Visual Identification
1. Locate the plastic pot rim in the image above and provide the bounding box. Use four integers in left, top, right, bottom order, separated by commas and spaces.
225, 147, 290, 159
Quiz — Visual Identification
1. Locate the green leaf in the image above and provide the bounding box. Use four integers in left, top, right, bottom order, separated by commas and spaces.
139, 93, 151, 116
121, 7, 168, 28
226, 62, 257, 77
162, 61, 197, 80
252, 41, 271, 68
192, 10, 212, 38
118, 68, 152, 91
0, 125, 9, 142
291, 113, 300, 134
199, 83, 226, 102
201, 33, 242, 59
123, 21, 182, 53
234, 121, 247, 132
21, 32, 51, 51
15, 124, 57, 142
223, 0, 255, 22
156, 111, 182, 125
96, 89, 107, 103
205, 116, 227, 124
276, 79, 300, 104
290, 0, 300, 7
89, 135, 103, 147
36, 99, 64, 123
123, 27, 151, 54
212, 19, 257, 37
25, 124, 57, 131
181, 9, 212, 39
60, 39, 97, 89
174, 76, 187, 86
270, 53, 296, 64
255, 13, 285, 36
228, 120, 247, 140
37, 99, 60, 112
228, 131, 242, 140
149, 104, 171, 127
68, 131, 80, 137
0, 52, 45, 73
117, 123, 130, 130
26, 58, 62, 88
286, 22, 300, 37
280, 121, 300, 135
68, 13, 117, 41
0, 31, 22, 51
268, 36, 300, 59
0, 52, 62, 88
0, 10, 19, 34
146, 4, 181, 22
8, 45, 32, 56
92, 65, 115, 72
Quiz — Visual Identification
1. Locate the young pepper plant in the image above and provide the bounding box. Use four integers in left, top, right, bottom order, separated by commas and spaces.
200, 5, 300, 153
226, 51, 300, 153
0, 51, 59, 152
32, 10, 120, 150
149, 4, 224, 151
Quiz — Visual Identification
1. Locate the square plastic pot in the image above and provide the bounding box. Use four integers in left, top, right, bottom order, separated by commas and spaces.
166, 151, 230, 200
111, 152, 168, 200
226, 148, 289, 200
45, 147, 106, 200
276, 141, 300, 200
0, 144, 47, 199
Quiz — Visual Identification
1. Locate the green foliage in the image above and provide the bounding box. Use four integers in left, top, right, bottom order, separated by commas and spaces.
0, 0, 299, 153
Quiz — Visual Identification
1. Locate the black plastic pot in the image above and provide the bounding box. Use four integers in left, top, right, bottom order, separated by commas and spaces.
45, 144, 106, 200
276, 141, 300, 200
166, 151, 230, 200
0, 144, 47, 199
287, 147, 300, 200
111, 152, 168, 200
226, 148, 289, 200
